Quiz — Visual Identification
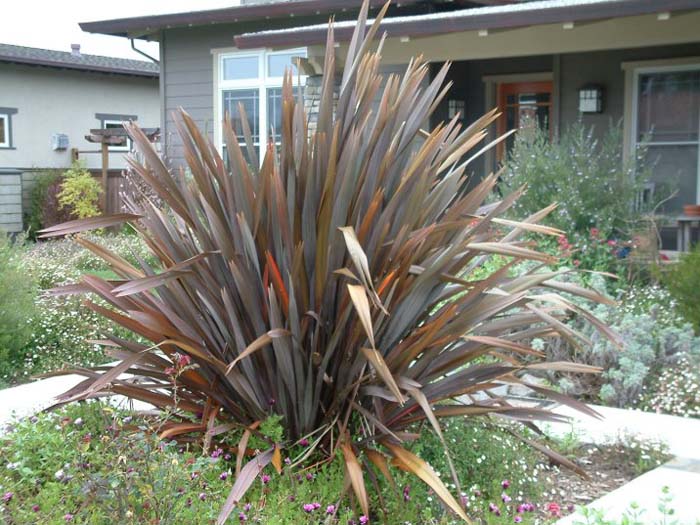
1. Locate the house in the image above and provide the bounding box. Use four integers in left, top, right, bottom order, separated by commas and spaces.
0, 43, 159, 233
81, 0, 700, 247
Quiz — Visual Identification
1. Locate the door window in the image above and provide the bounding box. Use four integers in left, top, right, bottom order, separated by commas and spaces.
496, 81, 553, 161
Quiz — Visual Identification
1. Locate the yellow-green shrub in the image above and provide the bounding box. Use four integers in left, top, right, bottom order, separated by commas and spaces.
57, 162, 102, 219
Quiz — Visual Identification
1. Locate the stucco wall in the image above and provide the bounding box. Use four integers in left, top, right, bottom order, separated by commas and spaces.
0, 63, 159, 172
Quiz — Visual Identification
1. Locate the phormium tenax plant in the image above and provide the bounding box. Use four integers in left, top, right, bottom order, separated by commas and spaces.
39, 1, 619, 522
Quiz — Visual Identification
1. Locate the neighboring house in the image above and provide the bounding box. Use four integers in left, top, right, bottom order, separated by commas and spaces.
0, 43, 159, 233
81, 0, 700, 247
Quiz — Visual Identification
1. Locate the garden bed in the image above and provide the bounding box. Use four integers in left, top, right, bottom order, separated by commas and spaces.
0, 400, 671, 525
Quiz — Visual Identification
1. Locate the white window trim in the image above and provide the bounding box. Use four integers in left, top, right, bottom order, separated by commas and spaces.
213, 47, 307, 160
102, 119, 131, 152
0, 114, 9, 148
625, 60, 700, 206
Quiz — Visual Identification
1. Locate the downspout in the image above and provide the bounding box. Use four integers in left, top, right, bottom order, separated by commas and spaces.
130, 38, 159, 64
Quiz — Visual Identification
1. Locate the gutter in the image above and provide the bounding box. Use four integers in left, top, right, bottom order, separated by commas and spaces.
130, 39, 159, 65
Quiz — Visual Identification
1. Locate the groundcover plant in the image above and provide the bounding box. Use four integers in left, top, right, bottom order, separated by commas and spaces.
40, 2, 617, 522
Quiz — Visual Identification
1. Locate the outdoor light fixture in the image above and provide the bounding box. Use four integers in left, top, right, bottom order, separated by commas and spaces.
579, 85, 603, 113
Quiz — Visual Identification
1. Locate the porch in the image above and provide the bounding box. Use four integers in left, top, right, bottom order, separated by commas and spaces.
427, 42, 700, 249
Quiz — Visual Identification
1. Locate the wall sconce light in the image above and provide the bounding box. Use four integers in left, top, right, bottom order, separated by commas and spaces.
448, 99, 465, 120
579, 85, 603, 113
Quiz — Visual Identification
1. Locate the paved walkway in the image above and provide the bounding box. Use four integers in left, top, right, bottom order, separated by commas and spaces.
543, 402, 700, 460
0, 371, 150, 429
541, 403, 700, 524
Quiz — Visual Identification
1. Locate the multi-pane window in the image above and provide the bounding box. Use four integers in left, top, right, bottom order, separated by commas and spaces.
634, 66, 700, 211
0, 114, 9, 148
219, 48, 306, 161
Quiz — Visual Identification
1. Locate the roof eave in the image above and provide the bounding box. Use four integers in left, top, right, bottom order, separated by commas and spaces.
79, 0, 421, 38
234, 0, 700, 49
0, 56, 159, 78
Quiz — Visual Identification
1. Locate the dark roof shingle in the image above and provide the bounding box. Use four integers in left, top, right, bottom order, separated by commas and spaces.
0, 43, 159, 77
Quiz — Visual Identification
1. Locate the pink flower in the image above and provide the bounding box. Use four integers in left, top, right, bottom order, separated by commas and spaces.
326, 505, 336, 514
501, 493, 511, 503
2, 492, 13, 504
211, 448, 224, 459
164, 367, 176, 376
573, 259, 581, 266
403, 485, 411, 502
514, 516, 522, 523
607, 239, 617, 246
64, 514, 74, 522
546, 502, 562, 517
359, 516, 369, 524
312, 502, 321, 510
590, 227, 599, 238
501, 479, 510, 489
199, 492, 207, 501
238, 513, 247, 522
489, 503, 499, 513
219, 472, 228, 481
32, 504, 40, 512
303, 503, 315, 513
261, 474, 271, 485
298, 438, 309, 447
176, 354, 192, 367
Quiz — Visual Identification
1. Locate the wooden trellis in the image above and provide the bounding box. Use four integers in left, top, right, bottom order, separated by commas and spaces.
83, 127, 159, 211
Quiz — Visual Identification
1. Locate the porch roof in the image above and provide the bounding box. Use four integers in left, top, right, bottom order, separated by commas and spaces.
79, 0, 426, 40
234, 0, 700, 49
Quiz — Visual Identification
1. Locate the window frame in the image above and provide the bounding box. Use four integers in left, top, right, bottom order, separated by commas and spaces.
102, 119, 132, 152
216, 47, 307, 160
0, 114, 9, 148
0, 108, 18, 149
629, 61, 700, 206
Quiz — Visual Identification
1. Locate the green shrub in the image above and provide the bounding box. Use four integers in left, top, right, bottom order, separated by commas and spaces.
500, 122, 669, 275
502, 121, 654, 238
543, 280, 700, 408
662, 244, 700, 332
58, 162, 102, 219
0, 234, 37, 383
0, 233, 155, 385
26, 171, 61, 238
640, 354, 700, 418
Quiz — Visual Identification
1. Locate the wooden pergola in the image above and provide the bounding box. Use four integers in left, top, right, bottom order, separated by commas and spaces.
84, 127, 159, 210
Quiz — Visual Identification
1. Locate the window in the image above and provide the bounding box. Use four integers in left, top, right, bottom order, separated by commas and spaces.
218, 48, 306, 161
0, 108, 18, 149
103, 120, 131, 152
95, 113, 137, 152
631, 64, 700, 211
0, 115, 8, 148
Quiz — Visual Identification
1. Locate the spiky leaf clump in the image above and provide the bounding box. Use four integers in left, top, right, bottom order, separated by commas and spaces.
41, 2, 618, 522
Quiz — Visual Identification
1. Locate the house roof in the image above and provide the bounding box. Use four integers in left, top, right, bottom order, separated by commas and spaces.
79, 0, 427, 39
0, 43, 159, 77
234, 0, 700, 48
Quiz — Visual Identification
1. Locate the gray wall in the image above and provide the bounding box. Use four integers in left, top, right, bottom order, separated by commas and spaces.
559, 43, 700, 135
434, 42, 700, 177
161, 15, 350, 167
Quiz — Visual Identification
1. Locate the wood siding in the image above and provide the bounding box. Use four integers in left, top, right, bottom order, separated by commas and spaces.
0, 171, 22, 233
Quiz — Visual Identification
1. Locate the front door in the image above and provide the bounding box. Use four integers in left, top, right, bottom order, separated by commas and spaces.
496, 81, 553, 162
